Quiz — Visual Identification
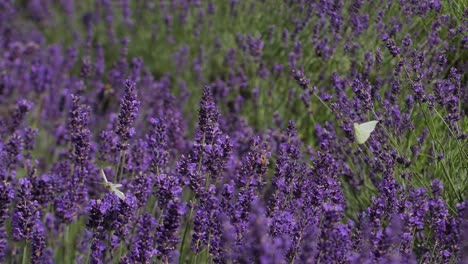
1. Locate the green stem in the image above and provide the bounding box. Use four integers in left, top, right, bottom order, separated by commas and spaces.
420, 107, 462, 201
118, 241, 124, 263
205, 234, 211, 263
179, 206, 194, 264
116, 150, 124, 182
22, 243, 28, 264
85, 237, 95, 264
64, 225, 70, 264
157, 209, 165, 224
432, 107, 468, 160
313, 93, 333, 114
32, 93, 45, 129
370, 108, 399, 149
115, 155, 121, 181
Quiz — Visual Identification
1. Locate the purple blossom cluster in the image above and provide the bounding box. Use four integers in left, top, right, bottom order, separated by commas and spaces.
0, 0, 466, 263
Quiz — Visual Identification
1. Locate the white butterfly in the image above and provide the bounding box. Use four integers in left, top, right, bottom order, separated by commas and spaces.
353, 120, 379, 144
100, 169, 126, 201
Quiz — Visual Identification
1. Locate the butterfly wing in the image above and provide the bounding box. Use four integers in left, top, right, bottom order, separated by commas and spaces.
111, 186, 126, 201
100, 169, 125, 200
359, 120, 378, 132
100, 169, 108, 183
354, 121, 378, 144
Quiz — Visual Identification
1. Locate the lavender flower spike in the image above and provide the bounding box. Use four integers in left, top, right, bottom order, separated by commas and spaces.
116, 79, 140, 150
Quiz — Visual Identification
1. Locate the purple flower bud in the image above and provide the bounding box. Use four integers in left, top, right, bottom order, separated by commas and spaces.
237, 200, 287, 264
385, 39, 400, 57
102, 0, 115, 43
123, 213, 156, 263
148, 118, 168, 174
292, 68, 310, 90
121, 0, 132, 28
12, 178, 40, 241
31, 228, 47, 264
318, 203, 350, 262
80, 56, 94, 79
4, 132, 23, 175
155, 201, 185, 262
247, 35, 264, 59
68, 95, 91, 168
282, 29, 289, 44
402, 33, 412, 47
116, 79, 140, 150
0, 228, 6, 262
8, 99, 33, 134
154, 173, 181, 210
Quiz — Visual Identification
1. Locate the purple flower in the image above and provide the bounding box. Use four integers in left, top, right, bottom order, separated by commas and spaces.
0, 181, 14, 224
130, 171, 152, 208
232, 137, 270, 240
122, 213, 156, 263
54, 189, 78, 224
68, 94, 92, 169
98, 129, 119, 164
102, 0, 115, 43
121, 0, 132, 28
113, 194, 138, 239
402, 33, 412, 47
385, 39, 400, 57
375, 48, 383, 66
196, 86, 221, 142
236, 200, 288, 264
4, 133, 24, 173
7, 99, 33, 134
90, 239, 106, 264
282, 29, 289, 44
155, 201, 185, 262
296, 224, 320, 263
147, 117, 168, 174
317, 203, 350, 263
31, 173, 54, 206
291, 68, 310, 90
22, 127, 38, 156
95, 44, 105, 76
0, 228, 6, 262
191, 187, 218, 254
456, 202, 468, 261
79, 56, 94, 79
12, 178, 40, 241
128, 139, 148, 173
405, 188, 429, 231
179, 86, 231, 196
269, 121, 304, 220
154, 174, 181, 210
310, 152, 346, 208
129, 57, 143, 83
31, 228, 46, 264
116, 79, 140, 150
351, 77, 374, 111
247, 35, 264, 59
86, 194, 125, 263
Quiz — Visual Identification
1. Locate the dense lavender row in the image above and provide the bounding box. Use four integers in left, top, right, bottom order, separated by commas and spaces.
0, 0, 467, 263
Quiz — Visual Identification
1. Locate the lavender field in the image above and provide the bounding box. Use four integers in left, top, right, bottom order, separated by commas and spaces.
0, 0, 467, 263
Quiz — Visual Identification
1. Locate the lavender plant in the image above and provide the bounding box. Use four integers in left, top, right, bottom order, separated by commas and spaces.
0, 0, 467, 263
